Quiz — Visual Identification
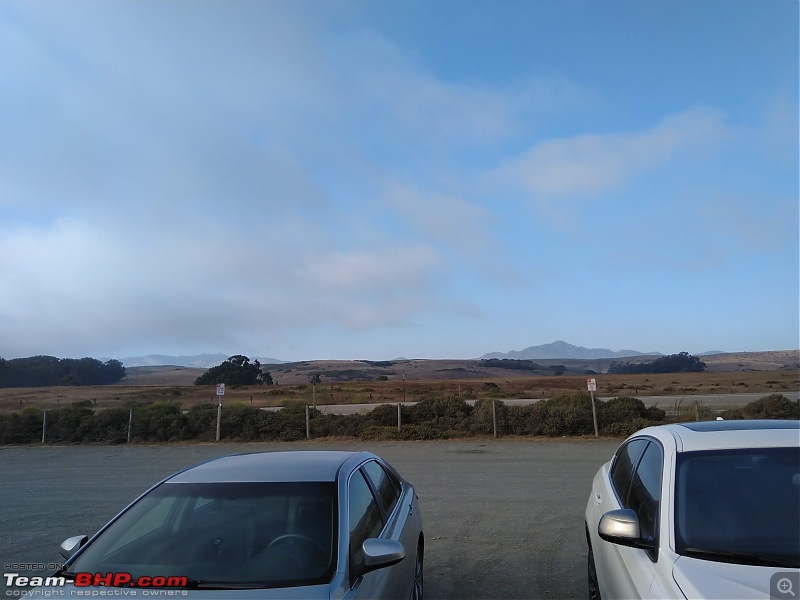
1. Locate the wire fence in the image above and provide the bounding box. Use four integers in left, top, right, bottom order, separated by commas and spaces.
0, 393, 794, 445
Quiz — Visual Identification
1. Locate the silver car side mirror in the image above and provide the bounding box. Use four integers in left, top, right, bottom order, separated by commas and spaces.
598, 509, 653, 550
362, 539, 405, 573
60, 535, 88, 560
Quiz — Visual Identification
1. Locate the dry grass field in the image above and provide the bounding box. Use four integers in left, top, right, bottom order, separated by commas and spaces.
1, 351, 796, 412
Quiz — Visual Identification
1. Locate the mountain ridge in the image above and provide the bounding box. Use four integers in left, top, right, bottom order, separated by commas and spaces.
480, 340, 659, 360
119, 341, 660, 368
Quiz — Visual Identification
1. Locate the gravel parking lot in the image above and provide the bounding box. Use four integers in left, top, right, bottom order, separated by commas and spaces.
1, 438, 620, 599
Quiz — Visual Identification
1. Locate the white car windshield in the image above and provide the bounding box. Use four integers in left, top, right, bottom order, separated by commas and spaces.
68, 482, 338, 588
675, 447, 800, 568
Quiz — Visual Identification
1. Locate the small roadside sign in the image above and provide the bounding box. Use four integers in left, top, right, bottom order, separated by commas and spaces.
587, 378, 599, 437
216, 383, 225, 397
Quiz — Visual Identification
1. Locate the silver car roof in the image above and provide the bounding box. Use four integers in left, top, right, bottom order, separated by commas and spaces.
166, 450, 374, 484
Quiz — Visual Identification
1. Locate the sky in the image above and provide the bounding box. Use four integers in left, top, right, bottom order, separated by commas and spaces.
1, 0, 798, 362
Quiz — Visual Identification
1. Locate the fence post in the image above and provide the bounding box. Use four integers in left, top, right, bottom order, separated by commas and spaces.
216, 403, 222, 441
397, 403, 402, 433
127, 409, 133, 444
305, 405, 310, 439
41, 410, 47, 444
492, 401, 497, 438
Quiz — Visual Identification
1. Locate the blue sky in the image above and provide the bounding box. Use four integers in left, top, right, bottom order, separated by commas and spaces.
1, 0, 797, 362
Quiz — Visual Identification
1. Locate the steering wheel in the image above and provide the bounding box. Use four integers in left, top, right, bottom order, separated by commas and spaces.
267, 533, 327, 562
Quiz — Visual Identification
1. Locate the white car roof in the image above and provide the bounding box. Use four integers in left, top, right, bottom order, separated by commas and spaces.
633, 420, 800, 453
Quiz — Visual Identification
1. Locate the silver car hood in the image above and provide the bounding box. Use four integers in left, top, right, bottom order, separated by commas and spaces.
673, 556, 784, 599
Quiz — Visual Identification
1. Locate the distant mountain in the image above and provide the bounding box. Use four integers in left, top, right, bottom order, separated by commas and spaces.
120, 354, 286, 368
480, 340, 656, 361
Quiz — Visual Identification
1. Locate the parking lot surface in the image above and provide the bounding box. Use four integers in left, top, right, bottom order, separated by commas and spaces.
1, 438, 620, 599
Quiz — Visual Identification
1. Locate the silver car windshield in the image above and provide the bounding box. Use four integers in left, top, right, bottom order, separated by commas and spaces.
68, 482, 338, 588
675, 447, 800, 568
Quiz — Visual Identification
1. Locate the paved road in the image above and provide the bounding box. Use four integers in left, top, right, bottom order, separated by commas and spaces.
0, 439, 618, 599
312, 391, 799, 415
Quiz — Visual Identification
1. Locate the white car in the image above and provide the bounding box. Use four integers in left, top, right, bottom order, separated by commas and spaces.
585, 419, 800, 599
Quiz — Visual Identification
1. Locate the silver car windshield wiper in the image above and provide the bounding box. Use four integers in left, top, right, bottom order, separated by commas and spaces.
681, 547, 800, 568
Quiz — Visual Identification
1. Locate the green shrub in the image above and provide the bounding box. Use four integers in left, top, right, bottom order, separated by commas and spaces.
720, 408, 744, 420
598, 396, 666, 432
531, 394, 596, 436
79, 408, 129, 443
359, 425, 399, 441
470, 399, 508, 435
220, 404, 261, 440
741, 394, 800, 419
409, 397, 472, 429
44, 403, 96, 443
310, 413, 364, 438
365, 404, 400, 427
602, 417, 658, 438
186, 404, 217, 440
131, 401, 187, 441
0, 407, 44, 444
255, 410, 305, 441
600, 397, 645, 422
399, 423, 445, 440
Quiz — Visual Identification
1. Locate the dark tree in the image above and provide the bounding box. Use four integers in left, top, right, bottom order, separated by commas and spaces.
194, 355, 273, 386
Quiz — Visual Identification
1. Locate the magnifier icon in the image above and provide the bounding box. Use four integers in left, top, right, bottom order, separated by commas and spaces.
778, 578, 796, 597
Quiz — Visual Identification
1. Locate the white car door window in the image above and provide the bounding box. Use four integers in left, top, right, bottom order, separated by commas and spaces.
607, 439, 664, 598
627, 441, 663, 559
611, 439, 648, 504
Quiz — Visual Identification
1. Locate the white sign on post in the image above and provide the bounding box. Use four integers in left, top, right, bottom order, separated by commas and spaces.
587, 378, 598, 437
216, 383, 225, 397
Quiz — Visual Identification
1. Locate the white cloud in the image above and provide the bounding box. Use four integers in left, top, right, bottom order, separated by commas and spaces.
493, 107, 731, 199
384, 183, 493, 253
0, 210, 447, 357
300, 243, 441, 292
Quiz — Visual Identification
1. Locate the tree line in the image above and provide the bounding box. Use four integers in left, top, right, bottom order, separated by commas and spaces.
607, 352, 706, 374
480, 359, 568, 375
0, 356, 126, 387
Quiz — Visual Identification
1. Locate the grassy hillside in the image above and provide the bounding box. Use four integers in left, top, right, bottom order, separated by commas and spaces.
0, 351, 796, 413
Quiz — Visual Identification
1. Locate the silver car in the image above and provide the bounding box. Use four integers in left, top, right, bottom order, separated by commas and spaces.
41, 451, 424, 599
585, 419, 800, 599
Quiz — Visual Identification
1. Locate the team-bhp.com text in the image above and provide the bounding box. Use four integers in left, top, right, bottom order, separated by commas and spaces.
4, 572, 188, 595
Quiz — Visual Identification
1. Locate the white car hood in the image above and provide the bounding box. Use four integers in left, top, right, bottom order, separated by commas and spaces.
673, 556, 783, 599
